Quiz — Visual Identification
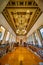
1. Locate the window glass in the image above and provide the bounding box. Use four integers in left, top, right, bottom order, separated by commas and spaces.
40, 28, 43, 39
0, 26, 5, 41
34, 33, 38, 45
6, 32, 10, 41
27, 35, 33, 44
34, 33, 38, 41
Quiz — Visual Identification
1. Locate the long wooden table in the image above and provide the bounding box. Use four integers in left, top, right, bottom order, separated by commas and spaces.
28, 45, 43, 59
0, 47, 43, 65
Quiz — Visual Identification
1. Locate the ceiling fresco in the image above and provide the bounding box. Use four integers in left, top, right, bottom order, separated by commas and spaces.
2, 0, 42, 35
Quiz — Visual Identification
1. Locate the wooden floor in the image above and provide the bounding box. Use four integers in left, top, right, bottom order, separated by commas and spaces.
0, 47, 43, 65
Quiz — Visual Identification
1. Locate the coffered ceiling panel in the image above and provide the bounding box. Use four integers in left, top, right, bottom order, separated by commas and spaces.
2, 0, 42, 35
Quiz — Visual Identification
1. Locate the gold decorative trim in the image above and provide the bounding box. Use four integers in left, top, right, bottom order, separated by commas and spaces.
2, 0, 42, 35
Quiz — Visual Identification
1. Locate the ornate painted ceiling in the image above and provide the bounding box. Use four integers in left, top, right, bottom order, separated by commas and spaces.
2, 0, 42, 36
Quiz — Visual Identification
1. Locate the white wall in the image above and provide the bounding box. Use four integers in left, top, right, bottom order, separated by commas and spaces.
0, 0, 9, 13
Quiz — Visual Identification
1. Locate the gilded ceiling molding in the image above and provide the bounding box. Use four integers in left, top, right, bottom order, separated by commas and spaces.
2, 0, 42, 36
